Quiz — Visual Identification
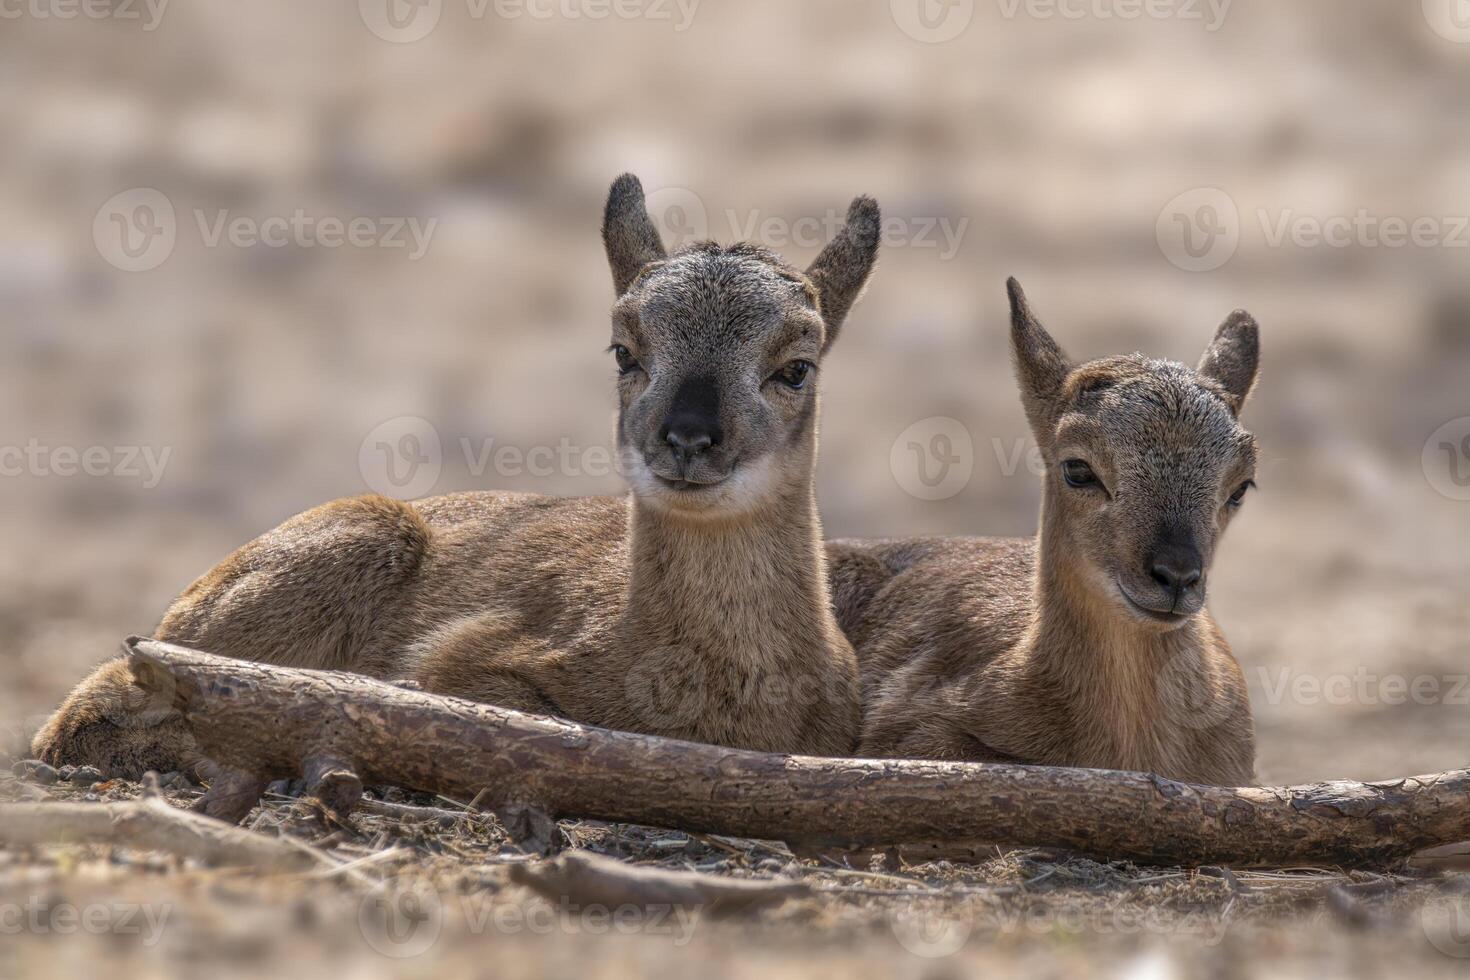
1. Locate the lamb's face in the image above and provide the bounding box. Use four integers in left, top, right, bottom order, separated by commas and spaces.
1006, 278, 1261, 630
610, 244, 828, 518
599, 173, 880, 519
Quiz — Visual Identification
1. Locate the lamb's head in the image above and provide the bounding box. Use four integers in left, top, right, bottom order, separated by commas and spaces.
602, 174, 879, 519
1007, 278, 1261, 630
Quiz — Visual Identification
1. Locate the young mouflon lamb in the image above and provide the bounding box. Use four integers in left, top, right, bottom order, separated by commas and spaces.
829, 279, 1259, 786
33, 175, 880, 776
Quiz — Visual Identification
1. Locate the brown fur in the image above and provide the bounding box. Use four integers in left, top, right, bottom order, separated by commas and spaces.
827, 280, 1259, 785
31, 175, 882, 775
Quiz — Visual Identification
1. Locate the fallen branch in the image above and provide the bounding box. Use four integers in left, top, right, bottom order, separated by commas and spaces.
508, 850, 810, 917
129, 637, 1470, 868
0, 797, 318, 871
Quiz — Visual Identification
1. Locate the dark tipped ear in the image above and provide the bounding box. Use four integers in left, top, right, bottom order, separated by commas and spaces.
1007, 278, 1071, 437
1197, 310, 1260, 413
602, 174, 667, 297
806, 195, 880, 353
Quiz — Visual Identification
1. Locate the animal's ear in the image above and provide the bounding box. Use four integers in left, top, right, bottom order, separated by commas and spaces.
806, 195, 880, 353
602, 173, 667, 297
1197, 310, 1260, 414
1007, 278, 1071, 437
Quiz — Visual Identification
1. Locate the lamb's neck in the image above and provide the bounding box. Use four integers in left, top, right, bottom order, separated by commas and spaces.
624, 485, 836, 660
1017, 497, 1208, 745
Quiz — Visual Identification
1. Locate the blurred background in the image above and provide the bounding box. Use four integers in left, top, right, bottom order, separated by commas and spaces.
2, 2, 1470, 968
8, 3, 1470, 975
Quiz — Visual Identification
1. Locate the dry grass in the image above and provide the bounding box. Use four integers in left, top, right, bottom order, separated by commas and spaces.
3, 763, 1470, 978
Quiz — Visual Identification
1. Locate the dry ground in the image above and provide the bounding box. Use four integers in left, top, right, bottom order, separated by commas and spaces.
5, 768, 1470, 979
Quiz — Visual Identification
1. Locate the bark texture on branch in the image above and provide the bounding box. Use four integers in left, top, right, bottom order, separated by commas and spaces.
128, 637, 1470, 868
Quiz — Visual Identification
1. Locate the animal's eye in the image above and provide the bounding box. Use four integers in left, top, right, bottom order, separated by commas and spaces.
774, 360, 814, 390
1228, 479, 1256, 508
611, 344, 640, 375
1061, 459, 1098, 488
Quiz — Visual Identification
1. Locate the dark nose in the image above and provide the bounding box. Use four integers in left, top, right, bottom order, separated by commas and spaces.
663, 419, 720, 463
1149, 543, 1203, 597
660, 376, 722, 467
